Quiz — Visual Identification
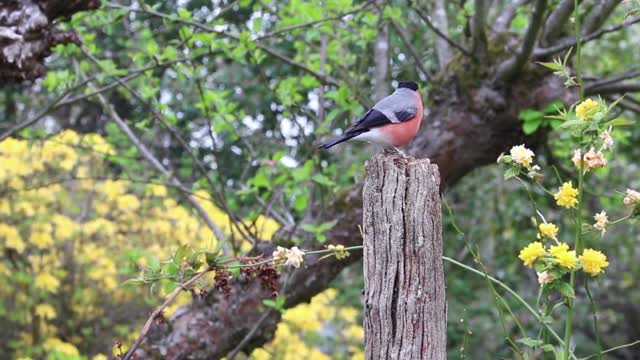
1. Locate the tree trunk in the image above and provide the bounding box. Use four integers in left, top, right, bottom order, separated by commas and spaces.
363, 151, 446, 360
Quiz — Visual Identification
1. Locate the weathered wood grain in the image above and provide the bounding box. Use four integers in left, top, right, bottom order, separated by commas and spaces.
363, 150, 446, 360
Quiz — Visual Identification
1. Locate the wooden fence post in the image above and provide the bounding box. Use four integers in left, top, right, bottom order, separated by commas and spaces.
363, 151, 446, 359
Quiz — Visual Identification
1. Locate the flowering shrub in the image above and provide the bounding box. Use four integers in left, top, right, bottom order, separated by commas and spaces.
0, 131, 280, 358
251, 288, 364, 360
497, 92, 637, 358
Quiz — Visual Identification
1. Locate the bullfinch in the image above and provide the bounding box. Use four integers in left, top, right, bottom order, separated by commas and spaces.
318, 81, 423, 149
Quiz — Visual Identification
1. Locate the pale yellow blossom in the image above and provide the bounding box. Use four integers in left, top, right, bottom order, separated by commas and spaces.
510, 145, 535, 168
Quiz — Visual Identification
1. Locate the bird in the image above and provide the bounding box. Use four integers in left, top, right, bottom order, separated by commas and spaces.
318, 80, 423, 150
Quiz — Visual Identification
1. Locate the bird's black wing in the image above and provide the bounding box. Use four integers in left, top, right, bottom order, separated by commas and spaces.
345, 109, 392, 133
392, 109, 417, 122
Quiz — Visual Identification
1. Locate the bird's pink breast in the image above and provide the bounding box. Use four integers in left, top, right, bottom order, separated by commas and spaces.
379, 91, 424, 147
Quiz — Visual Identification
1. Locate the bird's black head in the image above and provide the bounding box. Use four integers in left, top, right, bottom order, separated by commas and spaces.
398, 80, 419, 91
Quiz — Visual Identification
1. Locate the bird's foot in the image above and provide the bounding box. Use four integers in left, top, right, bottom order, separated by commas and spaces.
382, 146, 406, 157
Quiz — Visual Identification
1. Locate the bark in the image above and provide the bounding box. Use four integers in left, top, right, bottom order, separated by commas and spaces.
363, 152, 446, 360
0, 0, 100, 82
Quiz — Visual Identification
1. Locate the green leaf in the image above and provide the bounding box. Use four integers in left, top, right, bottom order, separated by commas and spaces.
177, 8, 192, 20
522, 119, 542, 134
164, 280, 179, 294
504, 167, 519, 180
517, 337, 543, 348
605, 118, 634, 127
533, 262, 547, 273
311, 174, 334, 186
542, 100, 564, 114
518, 109, 544, 123
250, 170, 270, 188
163, 262, 179, 276
536, 61, 563, 71
228, 261, 241, 278
559, 120, 584, 129
262, 299, 276, 308
550, 281, 575, 298
316, 220, 337, 232
174, 244, 187, 265
541, 344, 555, 352
294, 192, 309, 211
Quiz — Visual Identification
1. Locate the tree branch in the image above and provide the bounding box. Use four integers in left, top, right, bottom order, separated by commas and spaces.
388, 20, 431, 81
586, 81, 640, 95
496, 0, 548, 82
471, 0, 488, 57
534, 16, 640, 58
373, 0, 390, 101
540, 0, 576, 46
414, 7, 474, 58
585, 69, 640, 91
582, 0, 622, 34
432, 0, 453, 68
493, 0, 531, 33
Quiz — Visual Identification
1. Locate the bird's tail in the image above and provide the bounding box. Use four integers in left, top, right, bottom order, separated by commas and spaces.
318, 130, 365, 149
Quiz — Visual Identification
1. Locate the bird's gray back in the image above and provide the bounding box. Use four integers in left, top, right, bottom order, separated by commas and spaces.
372, 88, 418, 123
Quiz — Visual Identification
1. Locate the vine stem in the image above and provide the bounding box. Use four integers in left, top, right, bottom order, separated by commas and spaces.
564, 1, 584, 358
584, 277, 602, 359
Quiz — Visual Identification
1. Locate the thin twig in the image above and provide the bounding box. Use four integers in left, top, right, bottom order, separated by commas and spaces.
123, 266, 215, 360
388, 19, 431, 81
496, 0, 548, 81
226, 268, 294, 359
493, 0, 531, 33
580, 340, 640, 360
414, 7, 474, 59
534, 16, 640, 57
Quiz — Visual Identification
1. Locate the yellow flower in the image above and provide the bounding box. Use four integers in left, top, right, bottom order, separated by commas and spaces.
554, 181, 579, 208
35, 304, 57, 320
549, 243, 569, 257
0, 223, 25, 253
43, 338, 79, 355
518, 242, 546, 267
580, 249, 609, 276
575, 98, 600, 120
30, 231, 53, 249
147, 184, 167, 197
509, 145, 535, 168
52, 214, 75, 240
538, 223, 558, 239
554, 250, 577, 269
344, 324, 364, 340
34, 273, 61, 293
92, 355, 109, 360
